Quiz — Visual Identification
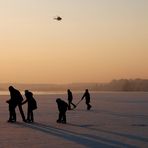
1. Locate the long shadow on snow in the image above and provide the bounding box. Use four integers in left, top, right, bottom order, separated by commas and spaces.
19, 122, 137, 148
68, 123, 148, 143
93, 109, 148, 120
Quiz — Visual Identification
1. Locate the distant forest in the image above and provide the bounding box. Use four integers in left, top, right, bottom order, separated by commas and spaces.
0, 79, 148, 91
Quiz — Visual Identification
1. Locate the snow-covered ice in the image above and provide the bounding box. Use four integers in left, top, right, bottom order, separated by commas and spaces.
0, 92, 148, 148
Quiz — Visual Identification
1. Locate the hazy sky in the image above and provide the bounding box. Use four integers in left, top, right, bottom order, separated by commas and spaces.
0, 0, 148, 84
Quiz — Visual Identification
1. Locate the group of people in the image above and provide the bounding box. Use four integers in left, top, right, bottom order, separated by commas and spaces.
56, 89, 92, 124
6, 86, 91, 124
6, 86, 37, 123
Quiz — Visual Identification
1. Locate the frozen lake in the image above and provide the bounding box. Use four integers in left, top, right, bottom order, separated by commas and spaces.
0, 92, 148, 148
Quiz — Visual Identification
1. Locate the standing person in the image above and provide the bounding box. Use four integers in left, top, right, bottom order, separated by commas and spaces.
7, 86, 26, 122
6, 95, 17, 123
56, 98, 68, 124
81, 89, 92, 110
67, 89, 76, 110
22, 90, 37, 123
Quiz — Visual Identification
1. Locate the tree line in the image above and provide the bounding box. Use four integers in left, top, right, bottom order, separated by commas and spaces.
0, 79, 148, 91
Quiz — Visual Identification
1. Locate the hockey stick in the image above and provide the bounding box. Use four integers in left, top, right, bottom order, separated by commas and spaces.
71, 99, 82, 110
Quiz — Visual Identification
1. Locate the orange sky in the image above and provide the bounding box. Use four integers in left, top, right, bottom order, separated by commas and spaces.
0, 0, 148, 83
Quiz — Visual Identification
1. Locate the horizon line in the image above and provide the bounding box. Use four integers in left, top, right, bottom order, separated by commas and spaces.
0, 78, 148, 85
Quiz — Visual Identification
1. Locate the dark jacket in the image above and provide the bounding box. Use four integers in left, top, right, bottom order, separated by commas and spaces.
81, 91, 90, 103
22, 91, 37, 110
56, 99, 68, 112
8, 88, 23, 107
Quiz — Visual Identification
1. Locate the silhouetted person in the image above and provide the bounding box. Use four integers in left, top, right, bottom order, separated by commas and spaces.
67, 89, 76, 110
6, 96, 17, 123
56, 98, 68, 124
22, 90, 37, 123
81, 89, 92, 110
7, 86, 26, 122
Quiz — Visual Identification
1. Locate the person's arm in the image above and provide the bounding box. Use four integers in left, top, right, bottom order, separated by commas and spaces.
81, 93, 86, 100
22, 99, 27, 105
6, 99, 11, 103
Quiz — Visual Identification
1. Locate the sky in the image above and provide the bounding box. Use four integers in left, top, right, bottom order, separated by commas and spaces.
0, 0, 148, 84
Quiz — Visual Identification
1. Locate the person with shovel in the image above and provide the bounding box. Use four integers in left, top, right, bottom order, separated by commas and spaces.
81, 89, 92, 110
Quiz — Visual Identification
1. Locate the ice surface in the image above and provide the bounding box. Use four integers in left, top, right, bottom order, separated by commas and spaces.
0, 92, 148, 148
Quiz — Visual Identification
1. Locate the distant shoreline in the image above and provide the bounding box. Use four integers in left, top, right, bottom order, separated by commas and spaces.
0, 90, 148, 96
0, 79, 148, 92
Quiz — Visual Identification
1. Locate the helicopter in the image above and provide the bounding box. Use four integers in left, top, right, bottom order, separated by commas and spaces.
53, 16, 62, 21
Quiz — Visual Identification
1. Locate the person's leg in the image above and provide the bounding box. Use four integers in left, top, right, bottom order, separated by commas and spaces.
57, 112, 62, 123
8, 104, 12, 121
12, 108, 16, 121
27, 108, 30, 121
68, 100, 71, 110
8, 104, 16, 122
18, 104, 26, 122
31, 111, 34, 122
86, 102, 91, 110
61, 111, 66, 123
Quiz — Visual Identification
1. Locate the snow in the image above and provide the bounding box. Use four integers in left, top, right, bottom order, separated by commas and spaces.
0, 92, 148, 148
